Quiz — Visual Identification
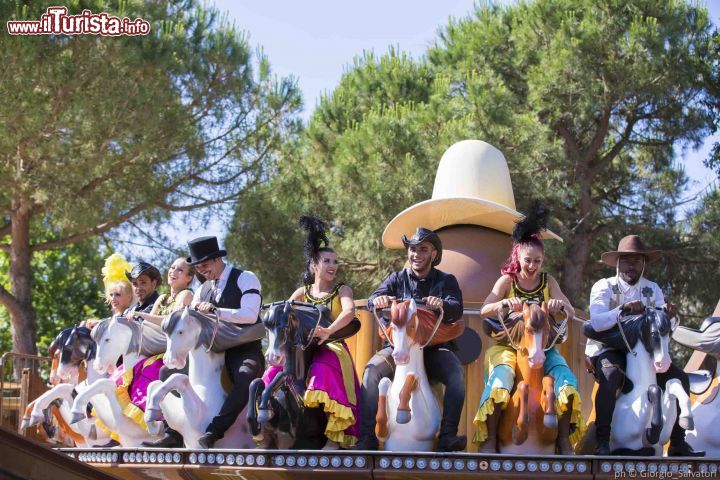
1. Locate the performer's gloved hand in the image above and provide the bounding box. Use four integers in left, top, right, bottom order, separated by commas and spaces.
621, 300, 644, 315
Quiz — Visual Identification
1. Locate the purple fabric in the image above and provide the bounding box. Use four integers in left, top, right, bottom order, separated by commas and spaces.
306, 343, 360, 439
114, 356, 164, 412
262, 365, 283, 387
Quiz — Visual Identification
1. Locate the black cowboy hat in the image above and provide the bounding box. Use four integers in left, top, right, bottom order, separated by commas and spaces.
600, 235, 662, 266
125, 261, 161, 281
186, 236, 227, 266
401, 227, 442, 266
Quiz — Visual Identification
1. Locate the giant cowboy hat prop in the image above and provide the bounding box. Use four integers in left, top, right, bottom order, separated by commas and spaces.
600, 235, 662, 266
382, 140, 561, 248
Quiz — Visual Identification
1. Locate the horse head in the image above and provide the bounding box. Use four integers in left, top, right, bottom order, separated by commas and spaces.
517, 302, 551, 369
162, 308, 205, 369
263, 302, 291, 367
388, 299, 441, 365
52, 325, 95, 382
90, 316, 137, 374
640, 307, 677, 373
262, 301, 328, 368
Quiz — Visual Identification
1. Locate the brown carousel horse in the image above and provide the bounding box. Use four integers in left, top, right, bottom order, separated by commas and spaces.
494, 302, 567, 454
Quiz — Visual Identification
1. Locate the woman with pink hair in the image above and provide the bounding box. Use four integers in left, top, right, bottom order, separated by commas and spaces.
472, 201, 583, 454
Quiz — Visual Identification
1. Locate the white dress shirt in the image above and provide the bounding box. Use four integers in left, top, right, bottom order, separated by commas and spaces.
585, 276, 665, 357
191, 264, 261, 325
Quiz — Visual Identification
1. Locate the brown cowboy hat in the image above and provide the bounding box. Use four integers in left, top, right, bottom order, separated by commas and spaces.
600, 235, 663, 266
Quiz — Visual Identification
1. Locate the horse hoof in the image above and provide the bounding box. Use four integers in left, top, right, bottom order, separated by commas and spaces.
396, 409, 411, 424
257, 409, 273, 424
679, 416, 694, 431
147, 421, 163, 436
543, 413, 558, 430
145, 408, 163, 423
70, 412, 85, 425
20, 419, 29, 429
89, 425, 98, 440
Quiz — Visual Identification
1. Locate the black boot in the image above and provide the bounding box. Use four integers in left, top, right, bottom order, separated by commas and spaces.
141, 427, 183, 448
668, 440, 705, 457
198, 431, 222, 449
352, 436, 379, 451
437, 434, 466, 452
594, 437, 611, 455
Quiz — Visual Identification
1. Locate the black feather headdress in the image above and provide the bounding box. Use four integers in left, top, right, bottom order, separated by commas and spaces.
299, 215, 330, 264
512, 200, 550, 244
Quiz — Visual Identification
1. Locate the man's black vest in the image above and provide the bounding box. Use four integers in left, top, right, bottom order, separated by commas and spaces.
198, 267, 261, 325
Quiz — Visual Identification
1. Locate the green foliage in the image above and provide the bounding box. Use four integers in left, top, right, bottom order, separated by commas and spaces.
229, 0, 719, 318
0, 240, 108, 354
0, 0, 302, 354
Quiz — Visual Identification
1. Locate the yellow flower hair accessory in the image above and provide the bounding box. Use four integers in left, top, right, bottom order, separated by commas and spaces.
102, 253, 132, 290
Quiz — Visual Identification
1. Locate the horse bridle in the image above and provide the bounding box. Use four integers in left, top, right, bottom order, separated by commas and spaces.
261, 300, 324, 351
372, 300, 445, 349
498, 301, 567, 352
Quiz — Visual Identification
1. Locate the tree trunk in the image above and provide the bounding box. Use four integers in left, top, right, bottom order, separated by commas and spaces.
8, 199, 37, 357
560, 180, 594, 306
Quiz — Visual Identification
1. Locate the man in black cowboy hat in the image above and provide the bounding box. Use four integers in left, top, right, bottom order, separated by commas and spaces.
354, 227, 466, 452
585, 235, 703, 456
125, 261, 162, 314
185, 235, 265, 448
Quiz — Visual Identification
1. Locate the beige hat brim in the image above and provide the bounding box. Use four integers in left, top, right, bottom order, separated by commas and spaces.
382, 197, 562, 249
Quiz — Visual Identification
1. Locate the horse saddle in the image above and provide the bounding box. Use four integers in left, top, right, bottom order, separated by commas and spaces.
583, 315, 644, 351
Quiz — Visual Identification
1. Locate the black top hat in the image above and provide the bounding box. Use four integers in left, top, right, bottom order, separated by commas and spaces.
401, 227, 442, 266
186, 236, 227, 266
125, 261, 161, 281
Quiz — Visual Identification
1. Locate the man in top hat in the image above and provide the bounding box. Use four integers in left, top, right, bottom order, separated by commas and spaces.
125, 261, 162, 315
585, 235, 703, 456
355, 227, 466, 452
186, 236, 265, 448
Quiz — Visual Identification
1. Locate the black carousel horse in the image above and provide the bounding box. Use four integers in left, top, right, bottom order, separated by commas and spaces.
247, 300, 360, 449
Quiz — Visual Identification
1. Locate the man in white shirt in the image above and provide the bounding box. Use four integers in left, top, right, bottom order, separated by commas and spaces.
585, 235, 702, 456
188, 236, 264, 448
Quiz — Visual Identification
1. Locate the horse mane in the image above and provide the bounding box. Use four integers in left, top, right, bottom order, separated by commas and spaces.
93, 316, 166, 356
391, 301, 463, 346
584, 314, 645, 350
164, 308, 265, 353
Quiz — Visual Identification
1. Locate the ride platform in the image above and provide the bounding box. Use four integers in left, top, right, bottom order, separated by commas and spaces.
59, 446, 720, 480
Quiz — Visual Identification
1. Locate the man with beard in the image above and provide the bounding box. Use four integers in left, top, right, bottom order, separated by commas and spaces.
354, 227, 466, 452
125, 262, 161, 314
586, 235, 703, 456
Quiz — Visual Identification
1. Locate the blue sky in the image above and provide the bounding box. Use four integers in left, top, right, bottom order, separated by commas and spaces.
212, 0, 719, 216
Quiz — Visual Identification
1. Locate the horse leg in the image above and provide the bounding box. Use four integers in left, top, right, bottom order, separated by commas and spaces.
70, 378, 121, 427
665, 378, 693, 430
258, 371, 287, 424
376, 377, 391, 442
512, 381, 529, 445
21, 400, 37, 430
645, 384, 663, 445
396, 373, 417, 425
539, 376, 558, 442
248, 378, 265, 438
147, 374, 204, 437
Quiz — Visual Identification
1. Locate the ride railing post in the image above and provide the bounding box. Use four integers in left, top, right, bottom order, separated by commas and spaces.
0, 352, 51, 438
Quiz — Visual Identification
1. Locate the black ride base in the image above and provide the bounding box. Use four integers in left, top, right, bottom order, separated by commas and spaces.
58, 447, 720, 479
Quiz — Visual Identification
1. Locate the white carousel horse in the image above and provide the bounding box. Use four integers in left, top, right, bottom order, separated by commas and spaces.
23, 325, 110, 447
671, 316, 720, 454
585, 290, 692, 455
374, 299, 461, 452
143, 307, 265, 448
69, 316, 167, 447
